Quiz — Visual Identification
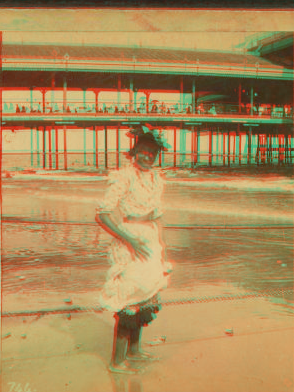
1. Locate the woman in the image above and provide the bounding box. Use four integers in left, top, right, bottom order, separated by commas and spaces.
95, 125, 171, 374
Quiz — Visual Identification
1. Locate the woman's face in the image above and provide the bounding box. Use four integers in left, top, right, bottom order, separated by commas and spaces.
134, 143, 159, 170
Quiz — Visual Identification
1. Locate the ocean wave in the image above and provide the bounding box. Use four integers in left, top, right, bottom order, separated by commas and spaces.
167, 178, 294, 193
27, 191, 293, 224
164, 202, 293, 223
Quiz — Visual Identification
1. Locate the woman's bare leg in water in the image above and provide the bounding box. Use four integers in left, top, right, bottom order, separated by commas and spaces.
109, 317, 140, 373
128, 325, 142, 356
127, 325, 160, 361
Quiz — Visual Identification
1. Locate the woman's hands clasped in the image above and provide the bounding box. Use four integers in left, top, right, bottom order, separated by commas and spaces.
96, 212, 152, 262
126, 237, 151, 261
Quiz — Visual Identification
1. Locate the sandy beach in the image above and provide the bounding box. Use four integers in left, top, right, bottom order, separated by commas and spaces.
1, 168, 293, 392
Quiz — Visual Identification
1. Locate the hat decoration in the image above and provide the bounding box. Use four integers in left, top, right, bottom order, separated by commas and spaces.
127, 123, 171, 150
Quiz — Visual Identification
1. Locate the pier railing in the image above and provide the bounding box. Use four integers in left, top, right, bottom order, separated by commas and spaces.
2, 101, 293, 119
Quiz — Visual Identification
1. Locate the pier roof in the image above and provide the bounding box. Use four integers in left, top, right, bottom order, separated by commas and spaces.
236, 32, 293, 69
2, 44, 292, 80
2, 44, 273, 66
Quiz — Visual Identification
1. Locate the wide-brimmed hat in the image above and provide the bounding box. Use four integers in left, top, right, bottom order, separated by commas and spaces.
126, 123, 171, 151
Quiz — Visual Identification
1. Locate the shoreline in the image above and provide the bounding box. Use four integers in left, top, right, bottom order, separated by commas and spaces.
2, 164, 294, 181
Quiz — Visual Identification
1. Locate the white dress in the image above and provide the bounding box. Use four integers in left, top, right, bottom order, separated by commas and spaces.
96, 162, 168, 313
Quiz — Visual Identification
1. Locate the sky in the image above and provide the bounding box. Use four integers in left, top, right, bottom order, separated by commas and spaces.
4, 31, 256, 52
0, 9, 293, 52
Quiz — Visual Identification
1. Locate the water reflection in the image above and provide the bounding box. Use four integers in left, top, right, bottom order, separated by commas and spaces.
110, 373, 142, 392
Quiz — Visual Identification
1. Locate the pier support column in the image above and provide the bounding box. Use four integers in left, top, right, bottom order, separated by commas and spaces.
282, 134, 286, 164
239, 128, 242, 165
179, 128, 187, 166
192, 80, 196, 114
261, 134, 267, 164
192, 127, 198, 166
275, 134, 278, 163
269, 134, 273, 164
289, 134, 292, 164
30, 88, 34, 112
43, 126, 46, 169
48, 127, 52, 170
83, 89, 86, 109
92, 126, 96, 166
191, 128, 194, 167
269, 134, 272, 164
278, 134, 282, 165
129, 128, 133, 150
215, 127, 219, 162
63, 126, 67, 170
51, 127, 55, 168
191, 127, 195, 167
174, 128, 177, 167
116, 127, 120, 169
84, 127, 87, 167
93, 126, 98, 168
30, 127, 34, 168
233, 131, 236, 163
37, 127, 40, 167
285, 133, 289, 164
266, 134, 269, 164
129, 78, 134, 113
281, 134, 285, 165
227, 130, 230, 167
160, 129, 165, 167
256, 134, 260, 165
247, 127, 252, 165
105, 126, 108, 169
250, 86, 254, 116
197, 127, 200, 164
144, 91, 150, 114
94, 90, 100, 113
55, 127, 59, 170
223, 131, 226, 166
63, 77, 67, 113
209, 128, 212, 167
41, 89, 46, 113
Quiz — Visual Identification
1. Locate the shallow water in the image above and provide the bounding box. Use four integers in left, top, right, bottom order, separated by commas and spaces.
2, 172, 293, 304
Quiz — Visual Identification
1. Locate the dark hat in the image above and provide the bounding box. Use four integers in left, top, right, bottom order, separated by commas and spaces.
127, 123, 171, 151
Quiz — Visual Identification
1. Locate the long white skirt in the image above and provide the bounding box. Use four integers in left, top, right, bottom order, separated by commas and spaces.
99, 220, 168, 313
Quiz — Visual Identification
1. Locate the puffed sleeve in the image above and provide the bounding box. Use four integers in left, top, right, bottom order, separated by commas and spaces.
96, 168, 131, 214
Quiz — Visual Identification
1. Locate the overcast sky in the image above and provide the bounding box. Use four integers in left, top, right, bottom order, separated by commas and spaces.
0, 9, 292, 52
3, 31, 259, 51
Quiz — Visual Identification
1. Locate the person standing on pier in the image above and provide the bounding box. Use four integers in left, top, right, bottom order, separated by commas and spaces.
95, 125, 172, 374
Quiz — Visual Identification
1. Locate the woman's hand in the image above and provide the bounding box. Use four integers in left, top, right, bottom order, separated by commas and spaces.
126, 237, 151, 261
146, 209, 162, 221
97, 212, 151, 261
95, 213, 101, 224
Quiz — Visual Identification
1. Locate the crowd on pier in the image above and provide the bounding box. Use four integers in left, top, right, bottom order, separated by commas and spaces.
3, 101, 293, 118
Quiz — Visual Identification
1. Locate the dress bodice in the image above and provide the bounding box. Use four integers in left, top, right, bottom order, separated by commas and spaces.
97, 163, 164, 219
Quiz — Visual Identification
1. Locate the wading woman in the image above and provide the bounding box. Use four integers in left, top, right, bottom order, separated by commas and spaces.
95, 125, 171, 374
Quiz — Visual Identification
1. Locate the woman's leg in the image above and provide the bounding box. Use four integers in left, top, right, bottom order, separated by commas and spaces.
127, 314, 160, 361
128, 325, 142, 355
109, 314, 140, 373
112, 325, 129, 366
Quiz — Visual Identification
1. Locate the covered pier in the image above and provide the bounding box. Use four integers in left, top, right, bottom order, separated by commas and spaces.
1, 42, 293, 171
